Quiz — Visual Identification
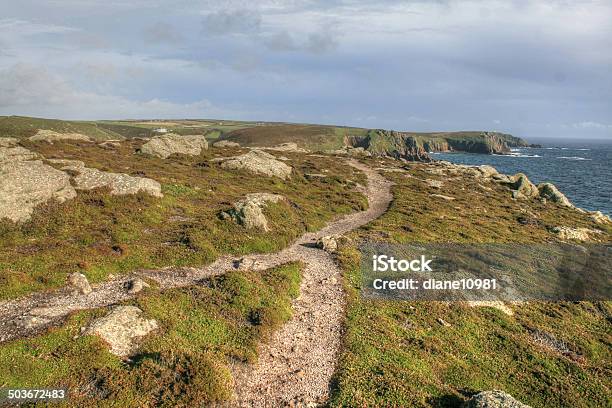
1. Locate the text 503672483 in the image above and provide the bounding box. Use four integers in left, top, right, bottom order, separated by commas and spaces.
1, 388, 67, 402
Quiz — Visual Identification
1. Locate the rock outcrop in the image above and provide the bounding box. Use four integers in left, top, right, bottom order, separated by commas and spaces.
51, 160, 163, 198
85, 306, 158, 357
326, 146, 372, 157
365, 129, 431, 161
220, 193, 285, 231
494, 172, 577, 208
537, 183, 573, 207
266, 142, 310, 153
29, 129, 92, 143
219, 150, 293, 180
465, 390, 531, 408
477, 165, 499, 178
140, 134, 208, 159
590, 211, 611, 224
551, 226, 601, 241
500, 173, 539, 199
213, 140, 240, 148
0, 140, 77, 222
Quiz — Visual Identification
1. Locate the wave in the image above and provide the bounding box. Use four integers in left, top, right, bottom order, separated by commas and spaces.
541, 147, 590, 151
557, 156, 592, 161
494, 153, 542, 158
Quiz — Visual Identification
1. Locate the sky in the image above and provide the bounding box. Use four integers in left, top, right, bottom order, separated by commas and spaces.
0, 0, 611, 139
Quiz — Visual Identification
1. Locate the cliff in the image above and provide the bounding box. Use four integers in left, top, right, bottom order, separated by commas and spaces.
350, 130, 529, 161
358, 130, 431, 161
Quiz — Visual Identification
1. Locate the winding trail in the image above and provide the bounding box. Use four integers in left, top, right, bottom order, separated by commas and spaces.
0, 160, 393, 406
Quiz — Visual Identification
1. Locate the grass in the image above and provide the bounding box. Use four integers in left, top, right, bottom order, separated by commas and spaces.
330, 159, 612, 407
222, 124, 369, 151
0, 139, 367, 300
0, 262, 302, 407
0, 116, 125, 141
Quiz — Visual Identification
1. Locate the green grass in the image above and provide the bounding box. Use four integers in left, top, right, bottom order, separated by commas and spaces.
0, 139, 367, 300
0, 262, 302, 407
0, 116, 125, 141
330, 160, 612, 407
222, 124, 368, 151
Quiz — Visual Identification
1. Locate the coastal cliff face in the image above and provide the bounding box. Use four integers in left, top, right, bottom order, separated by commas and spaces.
420, 131, 528, 154
360, 130, 432, 161
350, 130, 529, 161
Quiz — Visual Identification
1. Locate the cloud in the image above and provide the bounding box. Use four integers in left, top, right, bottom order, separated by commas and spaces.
201, 10, 261, 36
264, 28, 339, 54
0, 18, 78, 36
571, 121, 612, 130
0, 63, 218, 119
1, 1, 611, 138
143, 22, 182, 44
305, 30, 338, 53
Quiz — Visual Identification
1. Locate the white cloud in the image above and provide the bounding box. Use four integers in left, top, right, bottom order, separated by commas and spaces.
0, 18, 78, 36
572, 121, 612, 129
0, 63, 224, 119
201, 10, 262, 36
143, 22, 183, 44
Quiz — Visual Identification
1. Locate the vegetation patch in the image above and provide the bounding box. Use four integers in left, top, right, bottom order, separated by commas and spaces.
0, 262, 302, 406
330, 159, 611, 407
0, 140, 366, 300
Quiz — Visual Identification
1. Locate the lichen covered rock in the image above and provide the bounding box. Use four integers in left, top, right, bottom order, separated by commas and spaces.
551, 226, 601, 241
506, 173, 539, 199
29, 129, 92, 143
537, 183, 573, 207
221, 193, 285, 231
85, 306, 158, 357
67, 272, 92, 295
317, 235, 339, 253
465, 390, 531, 408
0, 143, 76, 222
56, 161, 163, 198
140, 134, 208, 159
220, 150, 292, 180
213, 140, 240, 148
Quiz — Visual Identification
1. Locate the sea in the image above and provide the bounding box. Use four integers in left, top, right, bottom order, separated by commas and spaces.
432, 138, 612, 216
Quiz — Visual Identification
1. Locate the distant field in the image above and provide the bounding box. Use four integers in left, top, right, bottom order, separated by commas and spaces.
0, 116, 124, 141
222, 124, 369, 150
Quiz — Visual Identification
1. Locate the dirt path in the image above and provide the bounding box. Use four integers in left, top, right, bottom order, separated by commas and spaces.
230, 160, 392, 407
0, 160, 393, 406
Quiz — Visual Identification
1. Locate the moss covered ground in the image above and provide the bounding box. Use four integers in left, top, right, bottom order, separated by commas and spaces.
0, 262, 302, 406
330, 160, 611, 407
0, 139, 367, 300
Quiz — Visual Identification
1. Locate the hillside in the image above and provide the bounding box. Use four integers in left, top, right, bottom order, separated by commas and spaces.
0, 116, 529, 161
222, 125, 529, 160
1, 118, 608, 407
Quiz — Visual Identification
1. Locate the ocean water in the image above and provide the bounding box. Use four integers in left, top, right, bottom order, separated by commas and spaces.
432, 138, 612, 216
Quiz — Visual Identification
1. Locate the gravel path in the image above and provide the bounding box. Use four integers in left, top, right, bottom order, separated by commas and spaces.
231, 160, 392, 407
0, 160, 393, 406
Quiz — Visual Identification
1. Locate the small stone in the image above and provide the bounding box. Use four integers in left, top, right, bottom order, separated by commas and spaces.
67, 272, 92, 295
437, 318, 451, 327
235, 257, 257, 270
316, 235, 338, 253
126, 278, 149, 294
